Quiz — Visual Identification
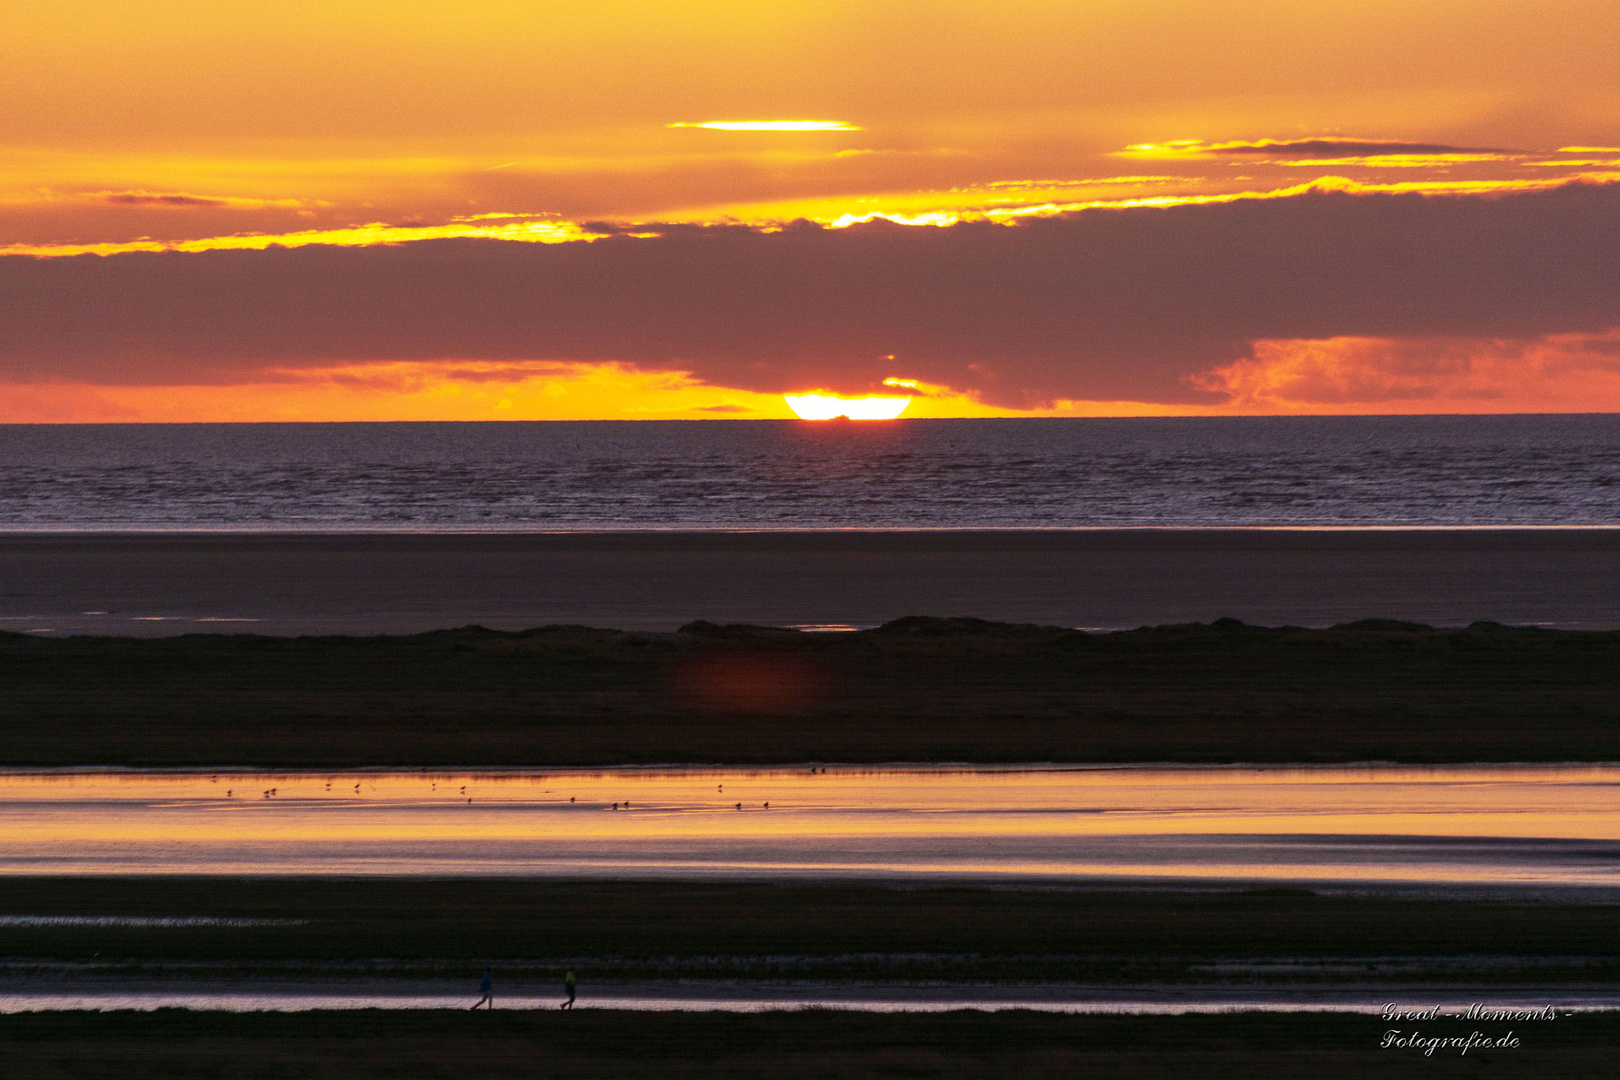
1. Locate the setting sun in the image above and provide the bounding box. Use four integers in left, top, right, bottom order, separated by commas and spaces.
783, 394, 911, 420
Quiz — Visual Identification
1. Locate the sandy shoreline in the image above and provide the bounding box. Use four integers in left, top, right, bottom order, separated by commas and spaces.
4, 528, 1620, 636
4, 976, 1615, 1015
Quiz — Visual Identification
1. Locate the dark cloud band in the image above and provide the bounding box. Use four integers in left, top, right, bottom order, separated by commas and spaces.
1205, 138, 1507, 157
2, 182, 1616, 405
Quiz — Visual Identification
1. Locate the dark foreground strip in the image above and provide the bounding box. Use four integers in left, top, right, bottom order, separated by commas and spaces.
3, 1009, 1616, 1079
5, 878, 1619, 985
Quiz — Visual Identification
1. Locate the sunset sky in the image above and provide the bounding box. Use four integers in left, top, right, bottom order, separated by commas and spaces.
5, 0, 1619, 421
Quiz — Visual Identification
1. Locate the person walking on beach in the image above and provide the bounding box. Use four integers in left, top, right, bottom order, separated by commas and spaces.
471, 967, 494, 1010
561, 969, 576, 1010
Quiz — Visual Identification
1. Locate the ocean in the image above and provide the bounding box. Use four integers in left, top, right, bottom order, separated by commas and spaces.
1, 414, 1617, 531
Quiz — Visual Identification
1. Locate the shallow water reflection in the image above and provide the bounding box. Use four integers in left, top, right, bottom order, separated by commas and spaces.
3, 766, 1619, 890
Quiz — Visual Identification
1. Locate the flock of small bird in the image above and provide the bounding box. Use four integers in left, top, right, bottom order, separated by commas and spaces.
204, 770, 834, 810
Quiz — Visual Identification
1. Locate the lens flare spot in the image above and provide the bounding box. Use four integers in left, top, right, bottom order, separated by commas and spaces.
784, 394, 911, 420
675, 653, 823, 714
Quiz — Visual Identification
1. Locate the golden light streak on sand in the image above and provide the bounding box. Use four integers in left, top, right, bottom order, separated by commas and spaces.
4, 767, 1620, 884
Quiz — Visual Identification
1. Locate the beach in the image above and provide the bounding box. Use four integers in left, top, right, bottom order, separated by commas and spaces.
7, 527, 1620, 1072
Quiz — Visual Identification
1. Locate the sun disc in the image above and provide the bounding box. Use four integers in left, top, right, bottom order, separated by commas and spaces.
784, 394, 910, 420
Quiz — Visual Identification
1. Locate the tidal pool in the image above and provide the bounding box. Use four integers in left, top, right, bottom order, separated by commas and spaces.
3, 765, 1619, 890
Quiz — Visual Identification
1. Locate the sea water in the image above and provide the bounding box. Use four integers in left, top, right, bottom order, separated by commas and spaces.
1, 415, 1617, 530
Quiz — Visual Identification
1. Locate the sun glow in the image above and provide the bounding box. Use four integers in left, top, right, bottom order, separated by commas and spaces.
784, 394, 911, 420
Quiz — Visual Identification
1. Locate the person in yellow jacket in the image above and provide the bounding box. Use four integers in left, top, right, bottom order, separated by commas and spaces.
561, 969, 576, 1010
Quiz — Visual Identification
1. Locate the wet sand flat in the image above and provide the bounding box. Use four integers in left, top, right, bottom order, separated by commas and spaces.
5, 766, 1620, 890
4, 529, 1620, 636
9, 877, 1619, 977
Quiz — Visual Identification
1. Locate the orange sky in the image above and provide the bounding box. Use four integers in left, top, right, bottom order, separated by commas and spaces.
4, 1, 1620, 421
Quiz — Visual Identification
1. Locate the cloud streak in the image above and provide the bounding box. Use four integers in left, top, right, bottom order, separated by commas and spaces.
1117, 138, 1521, 169
1205, 138, 1506, 158
2, 181, 1617, 407
94, 190, 308, 209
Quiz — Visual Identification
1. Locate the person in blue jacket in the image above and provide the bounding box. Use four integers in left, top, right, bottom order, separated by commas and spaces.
471, 967, 494, 1009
